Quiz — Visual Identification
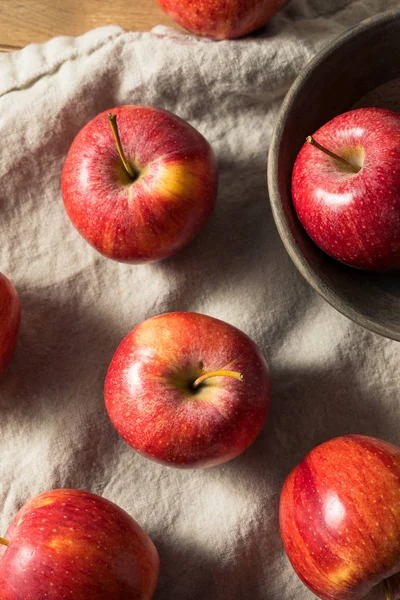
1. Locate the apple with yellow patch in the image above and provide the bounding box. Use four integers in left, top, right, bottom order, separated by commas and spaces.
0, 489, 159, 599
61, 106, 218, 263
105, 312, 271, 468
280, 435, 400, 600
292, 108, 400, 270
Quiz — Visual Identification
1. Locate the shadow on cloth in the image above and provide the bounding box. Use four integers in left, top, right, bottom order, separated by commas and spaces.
0, 284, 123, 492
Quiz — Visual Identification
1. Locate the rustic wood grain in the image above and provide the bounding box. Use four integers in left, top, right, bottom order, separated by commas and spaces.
0, 0, 182, 51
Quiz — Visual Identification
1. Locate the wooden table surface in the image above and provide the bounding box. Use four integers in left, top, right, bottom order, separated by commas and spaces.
0, 0, 181, 52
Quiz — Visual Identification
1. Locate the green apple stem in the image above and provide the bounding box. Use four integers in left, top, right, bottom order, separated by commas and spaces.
107, 113, 136, 180
192, 369, 243, 389
0, 537, 9, 547
384, 579, 393, 600
306, 135, 359, 173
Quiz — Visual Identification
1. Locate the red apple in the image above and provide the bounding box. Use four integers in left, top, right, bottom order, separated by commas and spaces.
157, 0, 285, 39
0, 489, 159, 599
0, 272, 21, 373
104, 312, 270, 468
280, 435, 400, 600
292, 107, 400, 270
61, 106, 218, 263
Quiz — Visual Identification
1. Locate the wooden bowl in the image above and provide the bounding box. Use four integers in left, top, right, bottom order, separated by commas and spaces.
268, 10, 400, 341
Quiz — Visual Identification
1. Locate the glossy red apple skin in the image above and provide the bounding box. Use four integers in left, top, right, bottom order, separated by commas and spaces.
157, 0, 285, 39
280, 435, 400, 600
105, 312, 270, 468
0, 273, 21, 373
61, 105, 218, 264
292, 108, 400, 271
0, 489, 159, 600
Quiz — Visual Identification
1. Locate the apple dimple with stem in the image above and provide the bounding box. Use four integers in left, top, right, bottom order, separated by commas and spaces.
306, 135, 362, 174
292, 107, 400, 271
280, 435, 400, 600
0, 489, 159, 599
0, 272, 21, 373
61, 105, 218, 264
104, 312, 271, 468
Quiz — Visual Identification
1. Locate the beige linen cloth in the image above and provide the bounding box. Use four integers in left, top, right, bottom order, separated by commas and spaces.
1, 1, 400, 598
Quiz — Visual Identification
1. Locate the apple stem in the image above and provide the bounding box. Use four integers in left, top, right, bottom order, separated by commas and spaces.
306, 136, 360, 173
107, 113, 136, 180
192, 369, 243, 389
384, 579, 393, 600
0, 537, 9, 547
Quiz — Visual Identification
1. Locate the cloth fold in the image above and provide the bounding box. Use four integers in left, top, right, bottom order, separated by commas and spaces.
0, 1, 399, 598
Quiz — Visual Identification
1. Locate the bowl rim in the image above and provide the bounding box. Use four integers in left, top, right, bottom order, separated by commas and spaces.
267, 8, 400, 341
